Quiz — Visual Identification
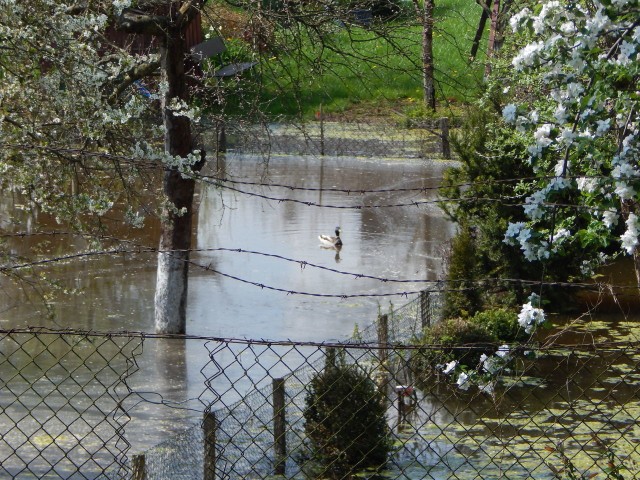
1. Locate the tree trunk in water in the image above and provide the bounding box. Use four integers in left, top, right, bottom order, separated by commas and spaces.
422, 0, 435, 111
154, 28, 196, 334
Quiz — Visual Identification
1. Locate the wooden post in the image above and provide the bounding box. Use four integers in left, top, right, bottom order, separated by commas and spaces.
319, 103, 325, 156
420, 290, 430, 330
397, 389, 404, 433
377, 314, 389, 367
273, 378, 286, 475
131, 454, 146, 480
218, 121, 227, 153
203, 411, 216, 480
439, 117, 451, 159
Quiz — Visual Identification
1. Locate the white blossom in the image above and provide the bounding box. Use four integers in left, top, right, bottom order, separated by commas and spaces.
456, 372, 470, 390
614, 181, 636, 200
621, 213, 639, 255
442, 360, 457, 375
616, 40, 636, 65
510, 8, 532, 32
504, 222, 526, 245
513, 41, 545, 70
602, 210, 619, 228
517, 301, 546, 334
595, 119, 611, 136
112, 0, 132, 15
502, 104, 517, 123
554, 104, 569, 124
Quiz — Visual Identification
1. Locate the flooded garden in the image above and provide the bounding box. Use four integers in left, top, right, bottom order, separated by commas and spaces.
0, 126, 639, 478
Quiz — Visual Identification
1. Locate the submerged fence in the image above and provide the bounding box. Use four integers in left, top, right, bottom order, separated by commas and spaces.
213, 116, 454, 160
1, 291, 640, 479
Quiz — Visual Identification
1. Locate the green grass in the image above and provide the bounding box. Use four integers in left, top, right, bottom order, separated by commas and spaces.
207, 0, 486, 117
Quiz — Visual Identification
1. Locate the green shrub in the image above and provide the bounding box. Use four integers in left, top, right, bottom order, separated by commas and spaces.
302, 349, 390, 478
418, 317, 496, 370
470, 308, 527, 343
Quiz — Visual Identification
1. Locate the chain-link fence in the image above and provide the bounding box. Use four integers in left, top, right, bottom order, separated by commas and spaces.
209, 116, 455, 160
0, 330, 142, 479
2, 291, 640, 479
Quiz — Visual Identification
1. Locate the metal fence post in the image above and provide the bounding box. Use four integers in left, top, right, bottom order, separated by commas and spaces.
439, 117, 451, 159
203, 411, 216, 480
420, 290, 431, 330
273, 377, 286, 475
131, 453, 146, 480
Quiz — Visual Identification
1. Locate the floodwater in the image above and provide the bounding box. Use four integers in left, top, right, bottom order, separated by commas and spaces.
0, 153, 456, 456
1, 153, 454, 338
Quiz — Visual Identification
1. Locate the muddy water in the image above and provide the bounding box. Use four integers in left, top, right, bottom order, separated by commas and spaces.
0, 153, 456, 454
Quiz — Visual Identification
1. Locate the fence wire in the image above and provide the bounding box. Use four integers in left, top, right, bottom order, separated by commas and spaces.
211, 116, 452, 160
2, 290, 640, 479
0, 330, 142, 479
195, 339, 640, 479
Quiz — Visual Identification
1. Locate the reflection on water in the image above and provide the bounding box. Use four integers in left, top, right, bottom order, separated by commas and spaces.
0, 153, 456, 453
191, 154, 454, 340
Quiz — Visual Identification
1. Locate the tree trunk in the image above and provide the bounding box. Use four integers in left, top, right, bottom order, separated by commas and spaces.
484, 0, 500, 77
470, 1, 489, 60
422, 0, 436, 111
154, 27, 198, 334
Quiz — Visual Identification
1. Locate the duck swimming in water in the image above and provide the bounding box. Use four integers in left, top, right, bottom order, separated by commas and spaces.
319, 227, 343, 248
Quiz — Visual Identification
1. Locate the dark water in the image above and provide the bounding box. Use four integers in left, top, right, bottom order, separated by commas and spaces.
0, 153, 456, 453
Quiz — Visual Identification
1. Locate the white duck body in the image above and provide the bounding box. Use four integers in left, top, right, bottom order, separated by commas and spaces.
319, 227, 343, 248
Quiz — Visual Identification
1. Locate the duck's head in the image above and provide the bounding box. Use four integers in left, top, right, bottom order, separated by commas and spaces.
335, 226, 341, 236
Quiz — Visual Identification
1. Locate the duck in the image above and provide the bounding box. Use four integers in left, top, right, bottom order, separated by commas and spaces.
319, 227, 343, 248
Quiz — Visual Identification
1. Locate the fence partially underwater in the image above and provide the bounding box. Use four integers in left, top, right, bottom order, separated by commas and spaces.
211, 116, 454, 160
1, 291, 640, 479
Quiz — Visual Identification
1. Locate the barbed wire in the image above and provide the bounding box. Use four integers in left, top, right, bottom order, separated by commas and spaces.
194, 172, 616, 193
2, 142, 627, 199
196, 178, 624, 213
1, 233, 636, 295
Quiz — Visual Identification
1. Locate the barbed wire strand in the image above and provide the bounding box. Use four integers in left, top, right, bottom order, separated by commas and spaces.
0, 233, 635, 293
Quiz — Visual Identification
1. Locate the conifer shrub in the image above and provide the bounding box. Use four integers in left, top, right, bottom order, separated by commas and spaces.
441, 223, 481, 320
302, 349, 390, 478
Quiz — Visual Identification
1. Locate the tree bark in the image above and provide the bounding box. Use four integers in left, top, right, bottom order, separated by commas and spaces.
154, 26, 198, 334
470, 1, 489, 60
422, 0, 436, 111
484, 0, 500, 77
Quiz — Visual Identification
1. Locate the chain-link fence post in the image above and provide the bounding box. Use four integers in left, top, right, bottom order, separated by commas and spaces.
131, 454, 146, 480
203, 411, 216, 480
420, 290, 431, 330
439, 117, 451, 159
272, 377, 286, 475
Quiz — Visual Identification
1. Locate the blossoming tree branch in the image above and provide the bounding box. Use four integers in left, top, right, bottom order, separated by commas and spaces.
440, 0, 638, 392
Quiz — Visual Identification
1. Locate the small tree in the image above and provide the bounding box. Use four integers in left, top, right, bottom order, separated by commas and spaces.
303, 349, 390, 479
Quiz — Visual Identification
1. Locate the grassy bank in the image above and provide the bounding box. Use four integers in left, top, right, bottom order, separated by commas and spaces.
205, 0, 486, 117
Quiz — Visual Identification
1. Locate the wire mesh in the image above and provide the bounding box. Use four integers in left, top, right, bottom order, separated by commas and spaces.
218, 117, 451, 159
0, 330, 142, 479
2, 292, 639, 480
198, 340, 640, 480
